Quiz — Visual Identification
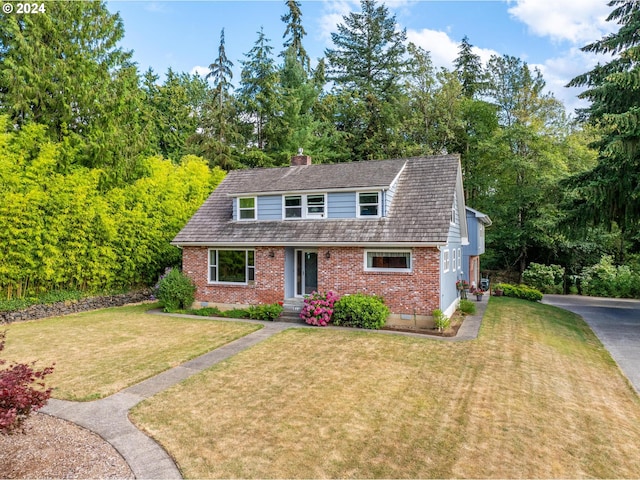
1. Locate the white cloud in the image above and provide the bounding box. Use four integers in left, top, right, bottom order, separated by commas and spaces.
507, 0, 614, 44
190, 65, 209, 78
406, 28, 498, 71
532, 47, 607, 115
317, 0, 358, 42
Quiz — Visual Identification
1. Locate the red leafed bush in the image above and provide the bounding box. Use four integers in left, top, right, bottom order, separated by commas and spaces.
0, 331, 54, 433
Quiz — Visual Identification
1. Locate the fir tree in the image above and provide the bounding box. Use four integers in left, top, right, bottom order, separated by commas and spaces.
281, 0, 310, 72
565, 0, 640, 258
324, 0, 408, 159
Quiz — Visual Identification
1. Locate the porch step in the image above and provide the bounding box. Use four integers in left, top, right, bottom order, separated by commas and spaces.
279, 298, 304, 323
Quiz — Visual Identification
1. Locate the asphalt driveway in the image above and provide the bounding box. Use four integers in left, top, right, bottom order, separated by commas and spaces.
543, 294, 640, 394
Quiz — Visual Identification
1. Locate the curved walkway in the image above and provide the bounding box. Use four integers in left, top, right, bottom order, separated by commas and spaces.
41, 300, 487, 479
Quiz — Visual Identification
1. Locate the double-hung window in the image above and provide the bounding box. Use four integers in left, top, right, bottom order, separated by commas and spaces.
443, 249, 450, 272
283, 194, 326, 219
452, 248, 457, 271
306, 194, 325, 218
284, 196, 302, 218
365, 250, 411, 272
358, 192, 380, 217
238, 197, 256, 220
209, 249, 255, 284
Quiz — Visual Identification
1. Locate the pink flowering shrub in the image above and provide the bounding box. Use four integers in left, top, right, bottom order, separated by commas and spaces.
299, 291, 339, 326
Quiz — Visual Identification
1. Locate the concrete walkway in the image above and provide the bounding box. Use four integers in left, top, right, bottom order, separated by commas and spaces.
40, 300, 488, 479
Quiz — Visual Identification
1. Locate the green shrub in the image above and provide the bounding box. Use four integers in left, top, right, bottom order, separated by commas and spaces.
222, 308, 251, 318
187, 306, 224, 317
581, 255, 640, 298
432, 309, 450, 332
156, 269, 196, 312
522, 262, 564, 293
332, 293, 389, 329
458, 299, 476, 315
494, 283, 543, 302
247, 303, 284, 321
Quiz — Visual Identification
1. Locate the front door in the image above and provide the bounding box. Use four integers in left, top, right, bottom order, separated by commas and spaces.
295, 250, 317, 296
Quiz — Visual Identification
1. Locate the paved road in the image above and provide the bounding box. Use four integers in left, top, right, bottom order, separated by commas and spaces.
543, 295, 640, 394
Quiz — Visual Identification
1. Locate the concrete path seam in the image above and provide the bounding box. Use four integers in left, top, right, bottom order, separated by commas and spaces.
40, 301, 487, 479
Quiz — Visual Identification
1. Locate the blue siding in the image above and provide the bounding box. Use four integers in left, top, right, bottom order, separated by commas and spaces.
328, 192, 356, 219
447, 193, 461, 244
232, 198, 237, 220
284, 247, 295, 298
258, 195, 282, 220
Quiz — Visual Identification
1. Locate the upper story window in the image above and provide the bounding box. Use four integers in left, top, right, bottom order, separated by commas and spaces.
238, 197, 256, 220
284, 195, 302, 218
358, 192, 380, 217
306, 194, 325, 218
283, 194, 326, 219
443, 249, 450, 272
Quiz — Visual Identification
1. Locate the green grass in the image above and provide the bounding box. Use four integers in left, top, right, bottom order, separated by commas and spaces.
130, 297, 640, 479
1, 304, 261, 401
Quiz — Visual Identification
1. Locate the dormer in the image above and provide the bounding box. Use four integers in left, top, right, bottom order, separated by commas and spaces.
229, 155, 407, 222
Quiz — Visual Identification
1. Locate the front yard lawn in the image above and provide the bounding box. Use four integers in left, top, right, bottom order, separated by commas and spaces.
131, 297, 640, 479
1, 304, 261, 401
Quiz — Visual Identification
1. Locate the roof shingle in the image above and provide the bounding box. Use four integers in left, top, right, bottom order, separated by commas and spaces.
172, 155, 461, 246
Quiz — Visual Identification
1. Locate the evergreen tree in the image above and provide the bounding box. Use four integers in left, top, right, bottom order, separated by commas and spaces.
566, 0, 640, 258
325, 0, 408, 159
454, 36, 485, 98
281, 0, 310, 72
144, 68, 209, 163
0, 0, 130, 140
207, 28, 234, 108
237, 27, 280, 152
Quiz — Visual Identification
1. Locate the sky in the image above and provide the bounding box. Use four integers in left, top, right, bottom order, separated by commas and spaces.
105, 0, 619, 115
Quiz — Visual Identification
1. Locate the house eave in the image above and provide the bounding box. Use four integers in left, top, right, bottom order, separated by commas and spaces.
172, 241, 445, 248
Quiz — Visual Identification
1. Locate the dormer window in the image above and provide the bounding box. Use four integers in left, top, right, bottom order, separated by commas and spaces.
285, 196, 302, 218
358, 192, 380, 217
283, 194, 326, 219
307, 195, 325, 218
238, 197, 256, 220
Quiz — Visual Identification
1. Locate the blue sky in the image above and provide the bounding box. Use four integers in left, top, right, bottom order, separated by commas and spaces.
106, 0, 617, 114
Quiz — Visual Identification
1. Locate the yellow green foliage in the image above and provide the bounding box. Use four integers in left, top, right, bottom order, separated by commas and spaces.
0, 117, 225, 298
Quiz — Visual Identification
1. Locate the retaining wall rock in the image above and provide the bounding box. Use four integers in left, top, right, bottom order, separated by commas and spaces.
0, 290, 153, 324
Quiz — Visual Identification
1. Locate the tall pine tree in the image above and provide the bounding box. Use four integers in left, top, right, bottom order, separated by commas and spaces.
325, 0, 408, 160
281, 0, 310, 72
566, 0, 640, 258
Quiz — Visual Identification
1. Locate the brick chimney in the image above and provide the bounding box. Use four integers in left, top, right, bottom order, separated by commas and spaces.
291, 148, 312, 166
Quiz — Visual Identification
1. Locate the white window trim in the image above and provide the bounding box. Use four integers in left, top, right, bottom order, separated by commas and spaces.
282, 193, 327, 219
457, 248, 462, 271
364, 249, 412, 273
208, 248, 255, 285
452, 248, 457, 271
237, 197, 257, 221
443, 249, 450, 273
357, 191, 381, 218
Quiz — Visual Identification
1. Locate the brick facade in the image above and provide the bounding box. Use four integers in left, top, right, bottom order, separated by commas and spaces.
182, 245, 441, 315
182, 246, 285, 306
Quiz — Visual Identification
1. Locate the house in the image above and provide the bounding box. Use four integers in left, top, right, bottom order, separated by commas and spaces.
172, 153, 474, 327
461, 207, 492, 290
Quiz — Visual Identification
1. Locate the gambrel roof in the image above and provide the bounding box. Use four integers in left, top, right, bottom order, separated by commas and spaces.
172, 155, 467, 246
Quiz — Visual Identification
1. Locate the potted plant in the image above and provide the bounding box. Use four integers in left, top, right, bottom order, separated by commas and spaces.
474, 290, 485, 301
